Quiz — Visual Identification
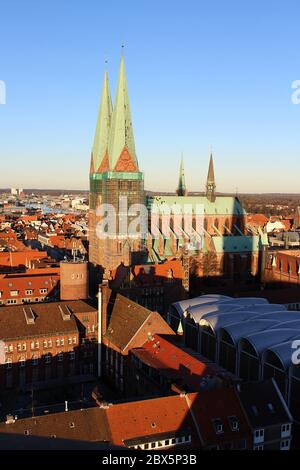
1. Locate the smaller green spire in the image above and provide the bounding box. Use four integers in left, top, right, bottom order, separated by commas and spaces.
177, 155, 187, 196
206, 152, 216, 202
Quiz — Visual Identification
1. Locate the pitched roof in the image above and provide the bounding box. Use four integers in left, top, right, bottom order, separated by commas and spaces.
106, 394, 197, 446
132, 334, 217, 391
238, 379, 293, 428
104, 294, 173, 352
0, 300, 95, 340
188, 387, 250, 446
0, 407, 110, 443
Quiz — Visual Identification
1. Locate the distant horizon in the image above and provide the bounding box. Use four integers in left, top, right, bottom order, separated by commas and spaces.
1, 187, 300, 197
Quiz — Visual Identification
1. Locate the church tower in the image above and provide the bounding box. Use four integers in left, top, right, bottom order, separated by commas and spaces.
206, 153, 216, 202
89, 55, 145, 279
176, 156, 187, 196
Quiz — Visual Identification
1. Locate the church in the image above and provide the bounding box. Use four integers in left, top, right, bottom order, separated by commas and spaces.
88, 54, 263, 292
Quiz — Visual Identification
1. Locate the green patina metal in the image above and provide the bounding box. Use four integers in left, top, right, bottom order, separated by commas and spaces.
90, 171, 143, 183
212, 235, 261, 253
92, 70, 112, 171
146, 195, 246, 216
108, 55, 138, 170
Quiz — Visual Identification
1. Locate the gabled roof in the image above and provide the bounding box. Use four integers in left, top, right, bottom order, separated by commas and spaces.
106, 394, 197, 447
238, 379, 293, 428
0, 300, 95, 340
104, 294, 174, 353
132, 334, 217, 391
188, 387, 250, 446
0, 407, 110, 444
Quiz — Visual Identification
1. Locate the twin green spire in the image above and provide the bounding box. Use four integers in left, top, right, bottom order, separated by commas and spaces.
92, 69, 112, 172
92, 55, 138, 173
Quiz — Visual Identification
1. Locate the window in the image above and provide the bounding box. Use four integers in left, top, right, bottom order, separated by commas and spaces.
45, 354, 51, 364
32, 356, 38, 366
9, 344, 13, 352
280, 440, 290, 450
6, 358, 12, 369
57, 352, 63, 362
281, 424, 291, 438
22, 343, 26, 351
213, 419, 224, 434
228, 416, 239, 431
73, 337, 77, 345
254, 445, 264, 450
10, 290, 19, 297
68, 337, 72, 345
19, 358, 25, 368
25, 289, 33, 295
30, 341, 35, 350
254, 429, 264, 444
69, 351, 75, 361
4, 345, 8, 353
35, 341, 39, 349
56, 339, 60, 347
39, 288, 47, 294
48, 340, 52, 348
7, 299, 17, 304
61, 338, 64, 346
43, 340, 47, 348
17, 343, 22, 351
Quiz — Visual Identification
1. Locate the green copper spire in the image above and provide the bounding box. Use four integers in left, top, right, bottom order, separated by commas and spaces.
177, 155, 187, 196
206, 152, 216, 202
92, 69, 113, 172
108, 54, 138, 171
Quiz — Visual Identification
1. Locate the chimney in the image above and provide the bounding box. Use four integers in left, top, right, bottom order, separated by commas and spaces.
97, 280, 111, 378
100, 280, 110, 337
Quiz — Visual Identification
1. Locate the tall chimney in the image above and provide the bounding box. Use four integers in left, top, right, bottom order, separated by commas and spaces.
97, 280, 110, 378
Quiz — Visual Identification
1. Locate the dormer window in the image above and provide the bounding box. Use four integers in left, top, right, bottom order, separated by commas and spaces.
213, 419, 224, 435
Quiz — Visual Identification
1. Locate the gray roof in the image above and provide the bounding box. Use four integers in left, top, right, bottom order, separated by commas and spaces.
171, 294, 232, 317
221, 319, 281, 343
262, 340, 297, 370
240, 329, 300, 355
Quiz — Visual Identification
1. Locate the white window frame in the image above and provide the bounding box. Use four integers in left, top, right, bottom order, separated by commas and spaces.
281, 423, 291, 439
254, 429, 264, 444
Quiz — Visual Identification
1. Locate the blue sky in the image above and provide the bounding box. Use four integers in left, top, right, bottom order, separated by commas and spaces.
0, 0, 300, 192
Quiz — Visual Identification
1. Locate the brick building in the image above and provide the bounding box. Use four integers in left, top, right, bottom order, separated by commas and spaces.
101, 289, 174, 394
110, 258, 188, 314
88, 55, 263, 291
0, 300, 98, 391
0, 268, 60, 306
0, 388, 253, 450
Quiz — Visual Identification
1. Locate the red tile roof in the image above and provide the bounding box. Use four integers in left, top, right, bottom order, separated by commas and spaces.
132, 334, 217, 391
0, 251, 47, 267
188, 388, 250, 446
106, 394, 197, 447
